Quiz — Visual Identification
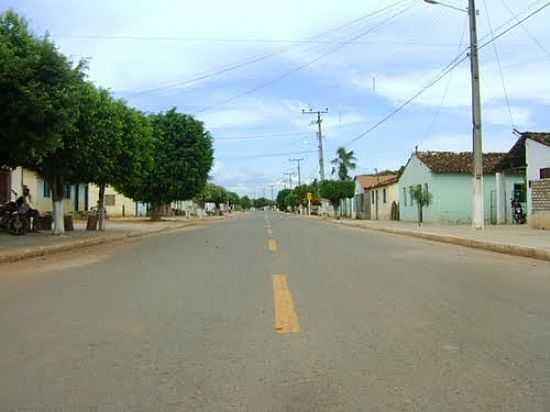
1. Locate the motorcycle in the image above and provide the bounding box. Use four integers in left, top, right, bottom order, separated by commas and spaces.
511, 198, 526, 224
0, 199, 27, 235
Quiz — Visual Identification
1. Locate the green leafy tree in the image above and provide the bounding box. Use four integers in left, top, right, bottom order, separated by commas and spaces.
0, 11, 82, 167
284, 192, 298, 211
196, 183, 227, 209
411, 185, 432, 225
293, 182, 320, 207
330, 147, 357, 181
226, 191, 240, 209
240, 196, 252, 210
253, 197, 273, 209
125, 109, 214, 220
276, 189, 292, 211
73, 83, 154, 230
320, 180, 355, 215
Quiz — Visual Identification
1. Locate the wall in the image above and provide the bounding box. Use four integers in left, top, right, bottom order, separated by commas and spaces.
398, 156, 523, 224
526, 139, 550, 216
370, 182, 398, 221
398, 155, 435, 223
87, 185, 137, 217
530, 179, 550, 229
432, 174, 523, 224
10, 168, 76, 214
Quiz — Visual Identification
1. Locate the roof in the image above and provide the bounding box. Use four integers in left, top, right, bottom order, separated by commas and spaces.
364, 174, 399, 190
524, 132, 550, 147
416, 151, 507, 174
496, 131, 550, 171
355, 173, 398, 190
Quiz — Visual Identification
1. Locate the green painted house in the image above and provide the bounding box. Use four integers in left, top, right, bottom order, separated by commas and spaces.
399, 151, 524, 224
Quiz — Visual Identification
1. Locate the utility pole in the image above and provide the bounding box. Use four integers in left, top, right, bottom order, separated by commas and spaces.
468, 0, 484, 230
424, 0, 484, 230
289, 158, 304, 186
303, 108, 329, 181
284, 172, 294, 190
270, 185, 275, 201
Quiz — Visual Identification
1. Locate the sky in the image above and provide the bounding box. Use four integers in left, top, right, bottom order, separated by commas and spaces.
3, 0, 550, 197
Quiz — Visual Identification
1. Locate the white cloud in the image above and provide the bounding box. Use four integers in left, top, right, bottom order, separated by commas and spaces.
354, 62, 550, 110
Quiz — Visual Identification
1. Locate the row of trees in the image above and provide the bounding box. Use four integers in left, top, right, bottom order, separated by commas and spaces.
0, 11, 214, 233
276, 146, 357, 214
194, 183, 274, 211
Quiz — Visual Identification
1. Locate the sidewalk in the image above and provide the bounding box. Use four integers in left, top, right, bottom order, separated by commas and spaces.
318, 217, 550, 262
0, 215, 229, 264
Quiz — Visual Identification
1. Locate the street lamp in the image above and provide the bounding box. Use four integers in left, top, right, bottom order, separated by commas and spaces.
424, 0, 484, 230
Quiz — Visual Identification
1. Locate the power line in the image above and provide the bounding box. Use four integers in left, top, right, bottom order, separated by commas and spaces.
421, 15, 468, 143
345, 0, 550, 148
193, 2, 415, 114
499, 0, 550, 60
122, 0, 411, 98
218, 150, 316, 161
482, 0, 515, 129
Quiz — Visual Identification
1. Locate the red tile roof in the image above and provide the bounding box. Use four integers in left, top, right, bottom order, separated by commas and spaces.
355, 174, 398, 190
416, 151, 507, 174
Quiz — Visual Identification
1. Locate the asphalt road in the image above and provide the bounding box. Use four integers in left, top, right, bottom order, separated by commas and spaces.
1, 212, 550, 411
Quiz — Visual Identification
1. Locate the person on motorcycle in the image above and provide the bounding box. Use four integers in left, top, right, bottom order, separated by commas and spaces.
16, 185, 40, 232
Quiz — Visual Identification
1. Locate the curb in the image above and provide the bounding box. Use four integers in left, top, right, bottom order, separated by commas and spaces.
325, 219, 550, 263
0, 222, 197, 265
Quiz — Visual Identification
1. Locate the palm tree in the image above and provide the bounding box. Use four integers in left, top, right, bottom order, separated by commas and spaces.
331, 147, 357, 181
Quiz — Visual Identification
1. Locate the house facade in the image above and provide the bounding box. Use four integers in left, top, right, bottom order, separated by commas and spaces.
365, 176, 399, 221
2, 167, 143, 217
399, 152, 523, 224
497, 132, 550, 229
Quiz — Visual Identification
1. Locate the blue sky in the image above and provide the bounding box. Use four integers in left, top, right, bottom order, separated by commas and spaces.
3, 0, 550, 197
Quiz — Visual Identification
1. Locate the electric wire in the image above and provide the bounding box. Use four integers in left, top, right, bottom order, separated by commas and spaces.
482, 0, 515, 128
193, 2, 416, 114
123, 0, 411, 97
499, 0, 550, 60
344, 0, 550, 148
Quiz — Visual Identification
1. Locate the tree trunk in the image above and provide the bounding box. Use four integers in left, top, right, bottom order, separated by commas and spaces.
418, 204, 423, 227
98, 183, 106, 231
51, 176, 65, 235
151, 204, 162, 221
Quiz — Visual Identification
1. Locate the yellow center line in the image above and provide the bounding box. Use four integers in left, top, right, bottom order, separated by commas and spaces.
268, 239, 278, 252
272, 275, 301, 334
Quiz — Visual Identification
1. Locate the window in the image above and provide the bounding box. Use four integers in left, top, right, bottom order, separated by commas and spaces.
409, 186, 414, 206
43, 179, 51, 198
371, 191, 375, 205
403, 187, 407, 206
105, 194, 116, 206
383, 188, 387, 204
64, 184, 71, 199
541, 168, 550, 179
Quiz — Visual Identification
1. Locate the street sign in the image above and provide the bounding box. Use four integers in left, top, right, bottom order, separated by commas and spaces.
306, 192, 312, 201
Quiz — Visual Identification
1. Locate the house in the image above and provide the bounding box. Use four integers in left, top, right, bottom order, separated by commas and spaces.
353, 173, 399, 220
496, 132, 550, 229
364, 174, 400, 221
399, 151, 523, 224
2, 167, 143, 217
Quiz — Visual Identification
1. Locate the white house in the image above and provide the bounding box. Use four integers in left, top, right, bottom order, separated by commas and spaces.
497, 132, 550, 229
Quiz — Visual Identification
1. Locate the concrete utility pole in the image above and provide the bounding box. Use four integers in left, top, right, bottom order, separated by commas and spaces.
303, 108, 329, 181
468, 0, 484, 230
424, 0, 484, 230
284, 172, 294, 190
289, 158, 304, 186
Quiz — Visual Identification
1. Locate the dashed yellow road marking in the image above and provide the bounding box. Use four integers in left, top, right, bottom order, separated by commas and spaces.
268, 239, 278, 252
272, 275, 301, 334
